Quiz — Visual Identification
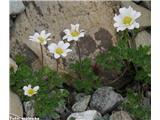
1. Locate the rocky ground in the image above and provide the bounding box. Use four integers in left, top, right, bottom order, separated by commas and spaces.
10, 1, 151, 120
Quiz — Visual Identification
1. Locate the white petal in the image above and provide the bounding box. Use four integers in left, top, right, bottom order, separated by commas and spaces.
63, 29, 70, 35
34, 32, 40, 38
41, 40, 47, 45
24, 91, 28, 95
29, 38, 36, 42
67, 36, 74, 42
40, 30, 46, 36
61, 52, 67, 57
66, 49, 72, 53
73, 37, 79, 41
23, 86, 28, 91
58, 41, 64, 48
127, 24, 135, 30
29, 34, 38, 42
63, 35, 68, 40
48, 43, 57, 53
114, 15, 121, 22
75, 24, 80, 31
29, 36, 35, 39
135, 22, 140, 28
27, 93, 32, 97
62, 49, 72, 57
121, 8, 131, 17
127, 22, 139, 30
71, 24, 76, 32
28, 84, 32, 89
134, 12, 141, 19
46, 38, 51, 41
114, 22, 121, 27
128, 6, 134, 12
79, 32, 85, 37
54, 53, 60, 59
117, 26, 126, 32
119, 7, 127, 15
45, 33, 51, 39
33, 86, 39, 91
63, 43, 70, 49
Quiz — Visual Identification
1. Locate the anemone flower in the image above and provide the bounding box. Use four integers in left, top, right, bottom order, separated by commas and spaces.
113, 6, 141, 32
29, 30, 51, 67
23, 84, 39, 97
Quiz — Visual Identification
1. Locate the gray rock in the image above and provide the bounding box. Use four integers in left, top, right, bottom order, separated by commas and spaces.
145, 91, 151, 98
142, 97, 151, 108
132, 0, 141, 3
95, 113, 110, 120
110, 111, 133, 120
31, 59, 42, 71
55, 105, 65, 114
90, 87, 123, 114
67, 110, 101, 120
10, 0, 25, 15
72, 93, 91, 112
23, 100, 35, 117
10, 58, 18, 72
135, 31, 151, 47
40, 117, 52, 120
10, 19, 13, 28
121, 1, 151, 27
103, 114, 110, 120
75, 93, 86, 101
10, 91, 23, 117
142, 1, 151, 10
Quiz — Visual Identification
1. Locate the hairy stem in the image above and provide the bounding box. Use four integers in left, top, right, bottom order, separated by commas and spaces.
62, 58, 66, 70
56, 59, 60, 72
40, 44, 44, 67
76, 41, 82, 80
125, 30, 132, 49
56, 60, 59, 72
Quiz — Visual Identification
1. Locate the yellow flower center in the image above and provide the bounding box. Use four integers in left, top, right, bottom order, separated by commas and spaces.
55, 48, 64, 55
123, 16, 132, 25
27, 89, 35, 95
38, 36, 45, 44
71, 31, 80, 37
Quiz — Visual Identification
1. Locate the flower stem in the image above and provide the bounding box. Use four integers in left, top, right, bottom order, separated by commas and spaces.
56, 59, 60, 72
124, 30, 132, 49
76, 41, 82, 80
76, 42, 82, 63
62, 58, 66, 70
40, 44, 44, 67
127, 39, 132, 48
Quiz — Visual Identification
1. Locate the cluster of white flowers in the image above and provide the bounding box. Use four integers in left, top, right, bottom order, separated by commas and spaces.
47, 24, 85, 59
25, 6, 141, 97
29, 24, 85, 60
25, 24, 85, 96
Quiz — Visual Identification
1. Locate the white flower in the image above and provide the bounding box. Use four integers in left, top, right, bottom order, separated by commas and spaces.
29, 30, 51, 45
113, 6, 141, 32
63, 24, 85, 41
48, 41, 72, 59
23, 85, 39, 97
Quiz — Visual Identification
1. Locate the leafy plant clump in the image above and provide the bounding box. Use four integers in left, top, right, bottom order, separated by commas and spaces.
70, 58, 101, 94
10, 55, 69, 119
122, 89, 151, 120
96, 30, 151, 85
